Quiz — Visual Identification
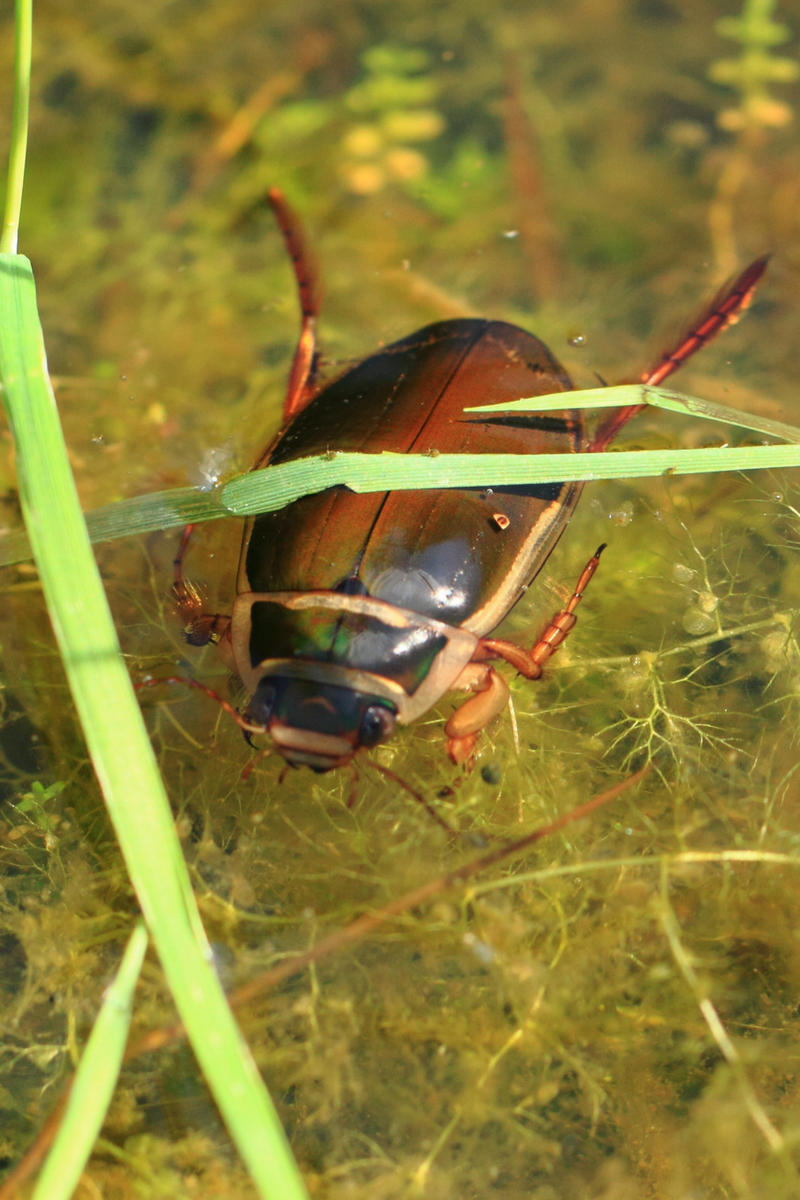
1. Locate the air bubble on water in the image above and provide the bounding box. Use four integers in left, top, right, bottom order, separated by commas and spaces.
193, 443, 233, 491
609, 500, 634, 527
463, 932, 495, 965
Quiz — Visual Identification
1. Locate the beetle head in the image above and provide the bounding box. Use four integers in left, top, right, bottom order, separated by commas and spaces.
246, 676, 397, 771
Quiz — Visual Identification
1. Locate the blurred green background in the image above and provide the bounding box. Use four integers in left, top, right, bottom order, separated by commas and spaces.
2, 1, 800, 1197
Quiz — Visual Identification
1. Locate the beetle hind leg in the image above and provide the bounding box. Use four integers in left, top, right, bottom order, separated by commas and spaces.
445, 664, 510, 766
445, 545, 605, 764
481, 544, 606, 680
267, 188, 322, 422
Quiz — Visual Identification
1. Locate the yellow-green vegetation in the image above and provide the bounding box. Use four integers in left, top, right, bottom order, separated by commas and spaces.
1, 1, 800, 1198
707, 0, 800, 273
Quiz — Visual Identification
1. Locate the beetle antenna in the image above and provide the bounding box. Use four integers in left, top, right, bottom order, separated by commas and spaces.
591, 255, 769, 452
368, 761, 460, 835
267, 187, 323, 422
135, 675, 267, 735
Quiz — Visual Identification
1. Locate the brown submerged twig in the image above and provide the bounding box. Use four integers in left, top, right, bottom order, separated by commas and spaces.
501, 52, 561, 305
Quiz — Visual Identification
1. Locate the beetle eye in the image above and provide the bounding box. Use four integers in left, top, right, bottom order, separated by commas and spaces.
247, 683, 276, 728
359, 704, 396, 748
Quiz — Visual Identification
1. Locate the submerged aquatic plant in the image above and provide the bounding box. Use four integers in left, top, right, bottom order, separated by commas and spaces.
708, 0, 799, 273
339, 45, 446, 195
711, 0, 798, 133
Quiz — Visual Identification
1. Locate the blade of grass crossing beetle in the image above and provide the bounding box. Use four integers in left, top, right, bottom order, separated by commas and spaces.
1, 438, 800, 570
31, 923, 149, 1200
0, 256, 308, 1200
218, 443, 800, 514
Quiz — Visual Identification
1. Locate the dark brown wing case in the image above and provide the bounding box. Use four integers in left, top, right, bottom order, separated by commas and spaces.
241, 319, 583, 636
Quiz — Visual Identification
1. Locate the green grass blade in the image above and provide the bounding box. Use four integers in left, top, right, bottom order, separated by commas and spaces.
465, 383, 800, 444
0, 0, 31, 254
0, 255, 308, 1200
82, 486, 228, 537
31, 923, 149, 1200
467, 383, 645, 411
1, 438, 798, 570
219, 444, 800, 515
0, 485, 226, 566
642, 386, 800, 444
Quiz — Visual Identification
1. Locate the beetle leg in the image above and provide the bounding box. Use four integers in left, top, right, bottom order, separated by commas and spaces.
172, 525, 232, 647
240, 748, 272, 782
172, 590, 231, 647
445, 664, 510, 766
135, 675, 265, 734
481, 544, 606, 680
592, 256, 768, 452
172, 574, 231, 647
267, 188, 322, 421
642, 255, 768, 389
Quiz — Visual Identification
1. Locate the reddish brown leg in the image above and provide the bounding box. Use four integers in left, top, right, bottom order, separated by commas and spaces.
445, 665, 510, 767
172, 193, 320, 641
592, 255, 769, 452
444, 547, 606, 765
343, 759, 360, 809
241, 748, 273, 781
481, 543, 606, 681
135, 676, 265, 734
267, 187, 322, 422
172, 525, 231, 647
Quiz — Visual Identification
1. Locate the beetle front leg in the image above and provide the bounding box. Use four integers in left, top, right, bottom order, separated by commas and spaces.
480, 544, 605, 680
173, 577, 231, 647
445, 664, 510, 766
173, 525, 232, 648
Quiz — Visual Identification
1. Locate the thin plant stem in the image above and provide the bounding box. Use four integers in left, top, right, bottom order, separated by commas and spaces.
1, 0, 32, 254
658, 859, 792, 1168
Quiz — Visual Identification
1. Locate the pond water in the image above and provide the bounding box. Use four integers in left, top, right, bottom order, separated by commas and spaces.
2, 1, 800, 1197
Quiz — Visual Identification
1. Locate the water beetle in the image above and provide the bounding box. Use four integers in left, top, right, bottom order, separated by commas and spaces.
175, 190, 766, 773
